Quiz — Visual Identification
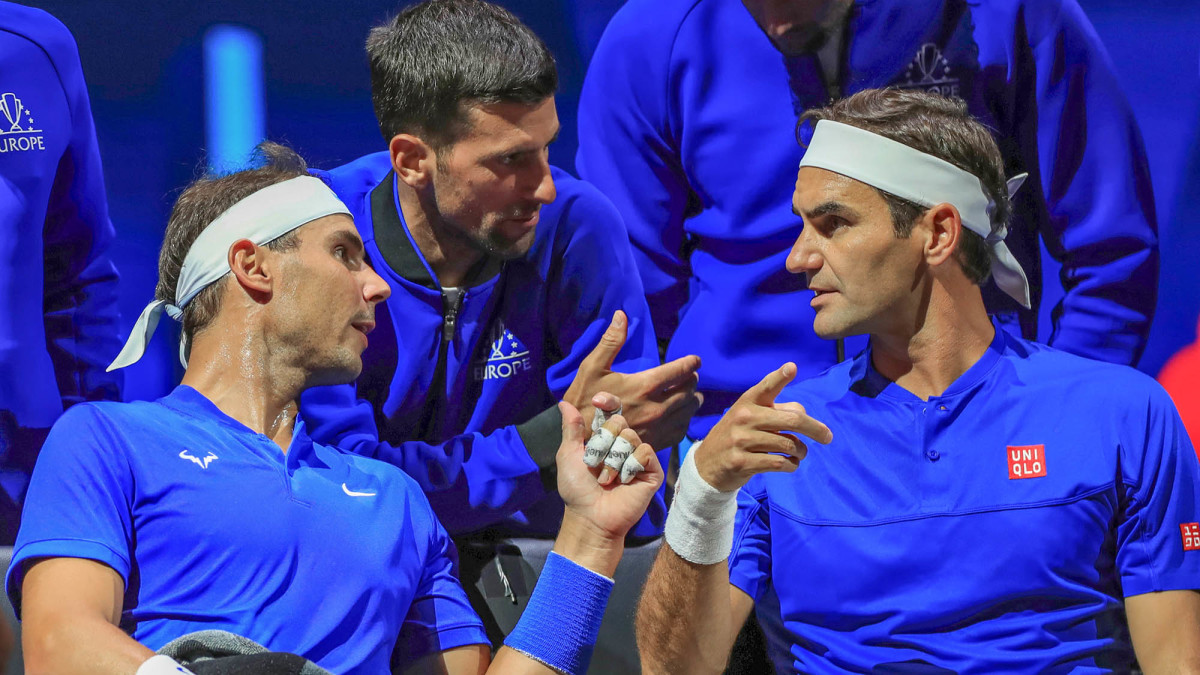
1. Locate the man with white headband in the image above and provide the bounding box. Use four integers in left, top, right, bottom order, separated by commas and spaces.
636, 89, 1200, 672
5, 142, 664, 675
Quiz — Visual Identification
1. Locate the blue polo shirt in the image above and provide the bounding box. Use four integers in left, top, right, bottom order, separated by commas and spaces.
6, 386, 487, 674
729, 326, 1200, 671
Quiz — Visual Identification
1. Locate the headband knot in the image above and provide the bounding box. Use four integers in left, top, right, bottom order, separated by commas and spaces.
107, 175, 351, 371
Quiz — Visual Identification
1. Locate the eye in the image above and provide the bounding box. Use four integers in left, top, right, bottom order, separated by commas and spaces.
333, 245, 346, 259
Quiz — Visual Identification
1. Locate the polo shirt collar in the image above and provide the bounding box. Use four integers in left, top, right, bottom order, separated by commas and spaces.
159, 385, 314, 461
851, 318, 1009, 403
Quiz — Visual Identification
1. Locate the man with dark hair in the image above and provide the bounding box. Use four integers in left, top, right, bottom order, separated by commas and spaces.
300, 0, 699, 649
7, 142, 664, 675
635, 88, 1200, 673
578, 0, 1159, 445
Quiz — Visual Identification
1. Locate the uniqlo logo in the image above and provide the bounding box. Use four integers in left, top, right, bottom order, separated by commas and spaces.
1007, 444, 1047, 479
1181, 523, 1200, 551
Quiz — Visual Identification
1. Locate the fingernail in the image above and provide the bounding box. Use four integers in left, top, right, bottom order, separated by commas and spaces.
598, 468, 613, 484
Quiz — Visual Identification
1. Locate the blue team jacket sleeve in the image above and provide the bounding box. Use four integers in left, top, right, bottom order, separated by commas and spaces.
39, 18, 123, 407
1023, 0, 1157, 365
1115, 380, 1200, 597
543, 176, 661, 393
301, 383, 556, 535
393, 513, 488, 665
576, 4, 694, 342
728, 478, 772, 604
5, 404, 134, 615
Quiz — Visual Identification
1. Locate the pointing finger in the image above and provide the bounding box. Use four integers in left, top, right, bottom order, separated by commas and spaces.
636, 354, 702, 392
774, 402, 833, 444
580, 310, 629, 374
744, 362, 797, 407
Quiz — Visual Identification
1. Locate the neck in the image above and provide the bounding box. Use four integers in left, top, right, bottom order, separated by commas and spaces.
180, 321, 305, 453
396, 180, 484, 288
868, 282, 995, 401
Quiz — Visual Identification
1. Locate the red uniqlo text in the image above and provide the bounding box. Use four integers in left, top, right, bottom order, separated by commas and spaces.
1007, 444, 1047, 479
1181, 523, 1200, 551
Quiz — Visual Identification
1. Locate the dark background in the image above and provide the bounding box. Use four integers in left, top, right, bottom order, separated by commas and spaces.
22, 0, 1200, 401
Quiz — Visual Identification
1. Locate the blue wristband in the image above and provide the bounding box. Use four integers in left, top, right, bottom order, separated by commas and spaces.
504, 551, 614, 675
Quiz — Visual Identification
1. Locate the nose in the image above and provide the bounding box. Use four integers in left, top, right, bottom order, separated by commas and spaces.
361, 264, 391, 304
785, 223, 822, 276
531, 152, 556, 205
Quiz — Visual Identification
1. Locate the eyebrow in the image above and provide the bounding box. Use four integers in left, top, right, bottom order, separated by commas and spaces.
800, 201, 861, 220
485, 126, 561, 161
327, 228, 365, 254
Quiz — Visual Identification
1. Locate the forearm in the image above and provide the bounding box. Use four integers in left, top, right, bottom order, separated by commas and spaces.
488, 527, 619, 675
636, 545, 737, 675
437, 521, 623, 675
1127, 590, 1200, 674
23, 614, 152, 675
552, 511, 625, 578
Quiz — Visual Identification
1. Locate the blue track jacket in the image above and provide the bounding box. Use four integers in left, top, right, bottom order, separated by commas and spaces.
301, 153, 665, 537
578, 0, 1158, 437
0, 3, 121, 540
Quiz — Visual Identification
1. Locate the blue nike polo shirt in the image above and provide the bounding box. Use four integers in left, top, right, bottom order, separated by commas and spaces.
7, 386, 487, 674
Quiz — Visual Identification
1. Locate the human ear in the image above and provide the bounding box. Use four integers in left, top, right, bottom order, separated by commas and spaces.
923, 203, 962, 268
389, 134, 436, 189
228, 239, 272, 297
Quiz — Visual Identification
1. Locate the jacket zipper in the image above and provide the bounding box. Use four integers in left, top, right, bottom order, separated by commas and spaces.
418, 287, 465, 440
442, 287, 464, 342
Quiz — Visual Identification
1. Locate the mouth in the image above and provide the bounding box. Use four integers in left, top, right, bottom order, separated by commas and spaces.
351, 320, 375, 335
809, 288, 837, 307
506, 211, 539, 226
504, 203, 542, 222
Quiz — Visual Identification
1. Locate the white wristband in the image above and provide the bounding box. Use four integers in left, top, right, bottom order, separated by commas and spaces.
664, 441, 739, 565
137, 655, 196, 675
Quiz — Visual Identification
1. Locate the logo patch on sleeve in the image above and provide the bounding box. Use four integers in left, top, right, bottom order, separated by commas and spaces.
1007, 444, 1046, 479
1181, 523, 1200, 551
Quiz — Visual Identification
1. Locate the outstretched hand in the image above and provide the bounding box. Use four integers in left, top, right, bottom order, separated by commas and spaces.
556, 400, 664, 544
695, 362, 833, 492
564, 310, 702, 449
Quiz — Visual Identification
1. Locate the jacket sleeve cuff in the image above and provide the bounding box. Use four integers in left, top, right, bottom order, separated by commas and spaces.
516, 405, 563, 492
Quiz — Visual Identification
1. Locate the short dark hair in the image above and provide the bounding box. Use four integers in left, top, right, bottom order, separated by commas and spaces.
155, 141, 308, 344
799, 89, 1009, 284
367, 0, 557, 147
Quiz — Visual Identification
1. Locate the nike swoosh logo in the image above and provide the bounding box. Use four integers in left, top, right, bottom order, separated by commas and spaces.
342, 483, 377, 497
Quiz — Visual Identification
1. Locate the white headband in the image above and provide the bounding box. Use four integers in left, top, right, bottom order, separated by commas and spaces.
799, 120, 1031, 308
108, 175, 351, 371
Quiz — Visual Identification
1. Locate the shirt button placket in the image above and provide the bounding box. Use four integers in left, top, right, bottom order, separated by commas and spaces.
924, 404, 943, 463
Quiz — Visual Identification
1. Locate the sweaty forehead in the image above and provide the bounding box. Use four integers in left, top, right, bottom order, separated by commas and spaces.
792, 166, 883, 213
